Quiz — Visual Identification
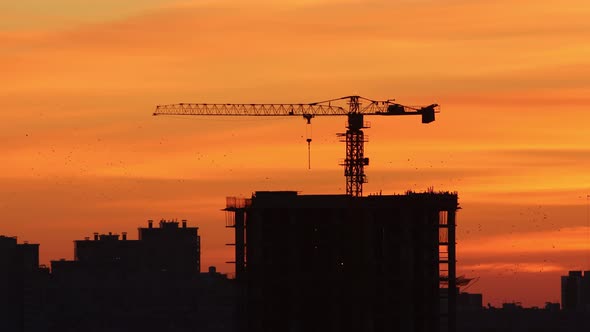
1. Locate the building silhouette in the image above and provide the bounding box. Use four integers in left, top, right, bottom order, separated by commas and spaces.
561, 270, 590, 312
0, 236, 49, 332
139, 219, 201, 275
6, 211, 590, 331
457, 301, 590, 332
455, 272, 590, 331
457, 292, 483, 313
225, 190, 459, 332
48, 219, 233, 332
63, 219, 201, 277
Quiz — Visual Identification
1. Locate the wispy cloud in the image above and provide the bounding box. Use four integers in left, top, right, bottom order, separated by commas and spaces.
461, 262, 565, 273
461, 227, 590, 254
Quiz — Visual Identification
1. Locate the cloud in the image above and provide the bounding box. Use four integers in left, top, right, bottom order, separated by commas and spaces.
0, 0, 183, 30
460, 262, 564, 273
2, 0, 589, 96
460, 227, 590, 254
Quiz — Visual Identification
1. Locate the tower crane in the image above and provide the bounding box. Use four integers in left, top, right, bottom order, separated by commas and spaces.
153, 95, 438, 197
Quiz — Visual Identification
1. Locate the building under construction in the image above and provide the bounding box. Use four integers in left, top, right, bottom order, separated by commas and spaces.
225, 190, 459, 332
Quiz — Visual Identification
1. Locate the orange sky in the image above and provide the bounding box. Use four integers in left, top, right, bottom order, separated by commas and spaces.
2, 0, 590, 307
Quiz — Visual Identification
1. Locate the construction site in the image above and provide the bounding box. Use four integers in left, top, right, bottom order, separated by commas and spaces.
154, 95, 460, 332
225, 191, 458, 332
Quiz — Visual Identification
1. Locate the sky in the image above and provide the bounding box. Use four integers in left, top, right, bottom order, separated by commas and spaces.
1, 0, 590, 307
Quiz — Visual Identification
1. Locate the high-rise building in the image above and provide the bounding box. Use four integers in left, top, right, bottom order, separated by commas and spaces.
0, 235, 48, 332
225, 191, 459, 332
0, 235, 39, 271
48, 220, 232, 332
561, 270, 590, 312
139, 219, 201, 275
53, 219, 201, 278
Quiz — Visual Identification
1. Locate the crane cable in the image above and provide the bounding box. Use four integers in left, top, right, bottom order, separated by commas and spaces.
306, 121, 312, 169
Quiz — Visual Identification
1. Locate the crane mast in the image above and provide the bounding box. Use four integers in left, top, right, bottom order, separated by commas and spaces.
154, 95, 438, 197
341, 96, 367, 197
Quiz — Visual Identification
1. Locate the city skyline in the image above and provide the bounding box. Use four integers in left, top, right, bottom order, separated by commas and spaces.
4, 216, 589, 332
0, 213, 582, 311
2, 0, 590, 307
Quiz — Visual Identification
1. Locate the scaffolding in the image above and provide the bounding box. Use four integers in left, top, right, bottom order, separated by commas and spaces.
439, 210, 457, 332
224, 197, 250, 279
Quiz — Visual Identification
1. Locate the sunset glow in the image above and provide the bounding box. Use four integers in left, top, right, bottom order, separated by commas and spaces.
2, 0, 590, 307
